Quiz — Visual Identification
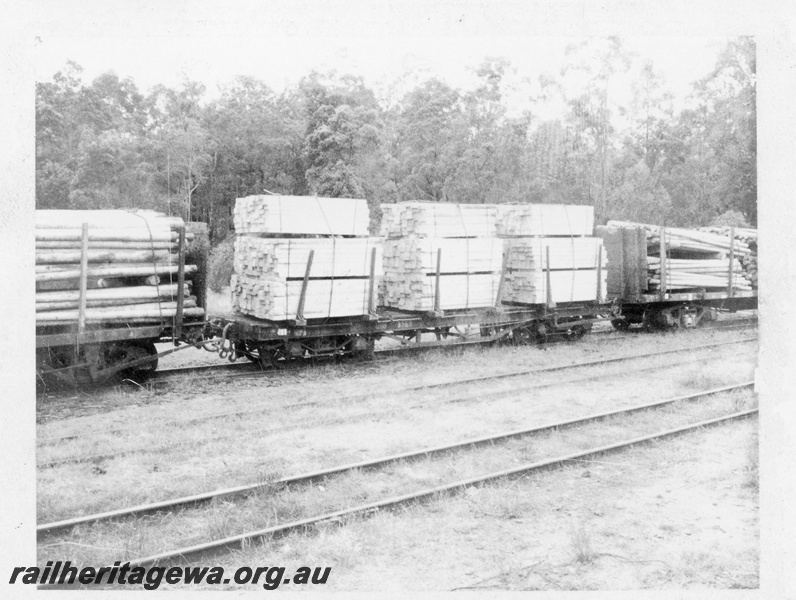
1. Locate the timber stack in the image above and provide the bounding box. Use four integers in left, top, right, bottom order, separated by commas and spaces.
380, 202, 503, 312
498, 204, 607, 305
231, 195, 381, 321
35, 210, 204, 325
598, 221, 756, 296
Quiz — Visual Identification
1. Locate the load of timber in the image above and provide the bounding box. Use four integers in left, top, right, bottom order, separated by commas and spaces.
597, 220, 756, 297
496, 204, 595, 237
234, 195, 370, 236
231, 196, 380, 321
501, 237, 607, 305
498, 204, 606, 305
380, 202, 500, 238
231, 237, 382, 320
35, 210, 204, 326
381, 237, 503, 311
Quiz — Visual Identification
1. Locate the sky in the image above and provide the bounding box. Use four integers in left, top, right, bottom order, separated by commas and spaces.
34, 34, 728, 117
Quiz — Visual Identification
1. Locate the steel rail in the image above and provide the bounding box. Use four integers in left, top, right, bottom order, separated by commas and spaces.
38, 338, 757, 458
38, 338, 757, 454
38, 381, 754, 535
38, 349, 756, 469
78, 408, 757, 570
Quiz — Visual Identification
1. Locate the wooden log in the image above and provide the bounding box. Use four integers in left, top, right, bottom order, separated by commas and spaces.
36, 295, 194, 311
36, 307, 205, 326
36, 264, 197, 282
36, 241, 178, 250
36, 249, 174, 264
36, 228, 177, 242
36, 283, 185, 304
35, 300, 198, 322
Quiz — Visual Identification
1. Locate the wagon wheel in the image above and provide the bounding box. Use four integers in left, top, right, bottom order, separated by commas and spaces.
610, 318, 630, 331
480, 325, 497, 338
534, 323, 549, 344
257, 342, 285, 370
236, 340, 261, 363
109, 341, 159, 382
512, 326, 534, 346
565, 324, 588, 341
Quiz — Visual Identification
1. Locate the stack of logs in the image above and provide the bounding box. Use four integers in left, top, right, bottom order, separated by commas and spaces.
698, 226, 758, 289
604, 221, 756, 293
36, 210, 204, 326
231, 196, 381, 321
380, 203, 503, 311
499, 205, 607, 305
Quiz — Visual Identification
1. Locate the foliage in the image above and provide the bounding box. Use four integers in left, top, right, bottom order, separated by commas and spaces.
207, 236, 235, 293
711, 210, 750, 228
35, 37, 757, 238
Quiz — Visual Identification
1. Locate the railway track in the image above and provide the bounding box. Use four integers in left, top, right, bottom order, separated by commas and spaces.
38, 381, 754, 536
37, 336, 758, 462
38, 406, 757, 583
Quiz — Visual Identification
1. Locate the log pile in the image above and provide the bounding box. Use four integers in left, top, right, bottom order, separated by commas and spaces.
602, 221, 757, 293
499, 205, 606, 305
35, 210, 204, 326
234, 195, 369, 236
381, 237, 503, 311
698, 226, 758, 289
231, 196, 381, 321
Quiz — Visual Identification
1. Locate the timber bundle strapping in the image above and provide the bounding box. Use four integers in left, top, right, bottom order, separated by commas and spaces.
35, 210, 204, 326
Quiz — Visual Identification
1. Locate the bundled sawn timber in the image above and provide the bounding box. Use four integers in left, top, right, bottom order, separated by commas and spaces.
496, 204, 595, 237
381, 237, 503, 312
35, 210, 204, 327
379, 202, 505, 312
231, 196, 381, 321
234, 195, 369, 236
380, 202, 500, 238
501, 237, 607, 305
600, 221, 756, 296
231, 237, 382, 320
498, 204, 606, 305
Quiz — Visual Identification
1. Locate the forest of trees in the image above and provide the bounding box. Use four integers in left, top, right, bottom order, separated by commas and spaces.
35, 37, 756, 244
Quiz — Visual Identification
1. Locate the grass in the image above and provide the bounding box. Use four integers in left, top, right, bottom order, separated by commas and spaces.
570, 523, 596, 565
36, 325, 758, 588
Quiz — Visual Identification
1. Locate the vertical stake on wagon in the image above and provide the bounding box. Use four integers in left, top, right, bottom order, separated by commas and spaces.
433, 247, 442, 314
659, 226, 667, 301
77, 222, 89, 341
296, 249, 314, 325
367, 246, 377, 317
494, 249, 508, 309
545, 245, 555, 310
175, 224, 186, 344
728, 226, 736, 298
595, 244, 603, 304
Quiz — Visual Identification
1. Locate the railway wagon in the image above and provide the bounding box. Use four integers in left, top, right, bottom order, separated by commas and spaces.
207, 300, 604, 368
598, 222, 758, 329
36, 216, 209, 386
